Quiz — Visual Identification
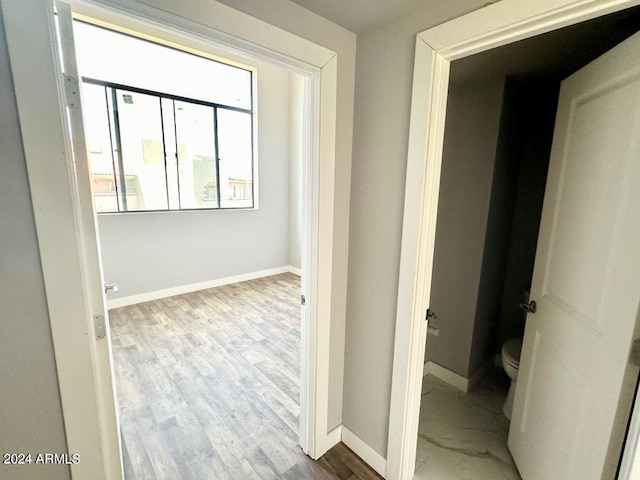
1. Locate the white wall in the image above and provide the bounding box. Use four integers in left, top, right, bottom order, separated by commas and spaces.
0, 6, 70, 479
99, 62, 297, 299
344, 0, 489, 457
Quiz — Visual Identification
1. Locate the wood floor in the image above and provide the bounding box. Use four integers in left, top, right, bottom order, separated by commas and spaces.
109, 273, 381, 480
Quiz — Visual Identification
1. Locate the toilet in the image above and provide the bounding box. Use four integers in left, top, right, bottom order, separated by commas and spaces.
501, 337, 523, 420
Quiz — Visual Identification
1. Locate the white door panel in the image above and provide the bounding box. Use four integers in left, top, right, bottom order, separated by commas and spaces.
509, 30, 640, 480
55, 2, 124, 478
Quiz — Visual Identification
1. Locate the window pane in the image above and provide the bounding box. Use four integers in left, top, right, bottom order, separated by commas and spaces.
217, 109, 253, 208
82, 83, 118, 212
174, 101, 219, 209
115, 89, 168, 211
74, 21, 252, 110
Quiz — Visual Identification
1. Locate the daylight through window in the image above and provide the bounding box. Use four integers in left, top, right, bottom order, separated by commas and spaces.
74, 21, 255, 212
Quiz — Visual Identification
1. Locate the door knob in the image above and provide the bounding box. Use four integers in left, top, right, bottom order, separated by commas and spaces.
519, 300, 536, 314
104, 283, 119, 294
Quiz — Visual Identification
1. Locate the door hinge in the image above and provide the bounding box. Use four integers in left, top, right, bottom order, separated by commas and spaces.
63, 74, 80, 109
301, 295, 306, 306
630, 339, 640, 367
94, 314, 106, 340
426, 308, 437, 321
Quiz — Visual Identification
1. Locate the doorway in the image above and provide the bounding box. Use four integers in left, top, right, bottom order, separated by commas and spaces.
414, 9, 640, 478
387, 1, 640, 479
70, 16, 311, 477
69, 4, 313, 471
2, 0, 343, 477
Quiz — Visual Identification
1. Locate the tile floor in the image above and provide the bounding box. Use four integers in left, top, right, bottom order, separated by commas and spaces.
414, 369, 522, 480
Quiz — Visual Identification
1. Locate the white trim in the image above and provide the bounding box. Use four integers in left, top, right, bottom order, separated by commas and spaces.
106, 267, 298, 308
342, 426, 387, 478
387, 1, 640, 479
71, 0, 335, 71
326, 424, 342, 449
423, 359, 494, 393
423, 362, 468, 392
289, 266, 302, 276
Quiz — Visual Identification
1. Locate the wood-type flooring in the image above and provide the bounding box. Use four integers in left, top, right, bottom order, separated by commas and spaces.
109, 273, 381, 480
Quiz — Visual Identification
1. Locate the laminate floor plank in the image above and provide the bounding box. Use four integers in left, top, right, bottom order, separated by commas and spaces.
109, 273, 381, 479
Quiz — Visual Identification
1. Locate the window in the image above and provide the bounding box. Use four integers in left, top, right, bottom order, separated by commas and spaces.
74, 21, 255, 212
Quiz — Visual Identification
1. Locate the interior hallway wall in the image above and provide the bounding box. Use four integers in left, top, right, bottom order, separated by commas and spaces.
0, 5, 70, 479
344, 0, 488, 456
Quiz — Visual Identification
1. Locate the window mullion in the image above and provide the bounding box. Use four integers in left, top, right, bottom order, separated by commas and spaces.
103, 85, 122, 212
110, 88, 128, 211
172, 99, 182, 210
213, 107, 221, 209
158, 96, 171, 209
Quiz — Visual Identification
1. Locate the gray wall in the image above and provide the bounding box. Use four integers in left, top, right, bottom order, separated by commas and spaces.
423, 77, 559, 378
99, 63, 297, 299
424, 76, 559, 377
0, 8, 70, 480
344, 0, 487, 456
468, 79, 521, 375
496, 79, 558, 347
425, 78, 505, 377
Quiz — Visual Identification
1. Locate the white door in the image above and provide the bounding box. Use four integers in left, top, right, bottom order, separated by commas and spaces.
508, 30, 640, 479
55, 2, 124, 478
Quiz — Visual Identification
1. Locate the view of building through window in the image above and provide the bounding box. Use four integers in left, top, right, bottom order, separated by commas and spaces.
74, 21, 255, 212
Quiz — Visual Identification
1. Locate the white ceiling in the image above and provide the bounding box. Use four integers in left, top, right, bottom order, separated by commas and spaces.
288, 0, 434, 33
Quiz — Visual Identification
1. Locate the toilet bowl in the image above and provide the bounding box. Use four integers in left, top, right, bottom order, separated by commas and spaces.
501, 337, 523, 420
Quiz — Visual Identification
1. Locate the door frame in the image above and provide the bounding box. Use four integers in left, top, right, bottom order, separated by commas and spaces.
2, 0, 341, 477
386, 0, 640, 479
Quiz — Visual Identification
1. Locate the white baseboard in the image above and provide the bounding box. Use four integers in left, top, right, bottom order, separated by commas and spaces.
289, 266, 302, 276
324, 425, 342, 455
424, 361, 469, 392
424, 357, 495, 393
107, 266, 299, 309
341, 426, 387, 478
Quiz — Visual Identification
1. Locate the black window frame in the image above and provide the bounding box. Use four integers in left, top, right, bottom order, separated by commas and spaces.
82, 76, 255, 213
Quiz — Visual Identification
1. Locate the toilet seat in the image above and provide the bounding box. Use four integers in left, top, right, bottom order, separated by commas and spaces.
502, 337, 523, 368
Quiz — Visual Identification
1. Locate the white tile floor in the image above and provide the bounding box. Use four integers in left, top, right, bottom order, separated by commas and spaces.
414, 369, 522, 480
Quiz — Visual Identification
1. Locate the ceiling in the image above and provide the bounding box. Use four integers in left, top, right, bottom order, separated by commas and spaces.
287, 0, 439, 33
451, 5, 640, 85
